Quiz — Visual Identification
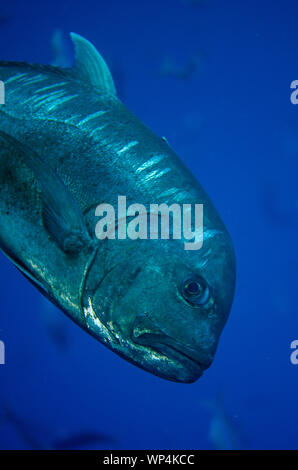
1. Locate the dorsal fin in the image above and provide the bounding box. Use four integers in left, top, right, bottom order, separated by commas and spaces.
70, 32, 116, 96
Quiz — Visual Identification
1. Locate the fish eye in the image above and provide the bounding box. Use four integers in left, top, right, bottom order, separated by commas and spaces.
181, 275, 210, 306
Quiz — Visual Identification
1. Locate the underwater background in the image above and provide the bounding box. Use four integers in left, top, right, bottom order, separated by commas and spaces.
0, 0, 297, 450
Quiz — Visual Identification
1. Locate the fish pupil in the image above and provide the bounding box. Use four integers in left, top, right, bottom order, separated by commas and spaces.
186, 281, 201, 295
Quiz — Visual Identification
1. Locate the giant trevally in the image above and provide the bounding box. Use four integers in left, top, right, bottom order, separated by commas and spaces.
0, 33, 236, 382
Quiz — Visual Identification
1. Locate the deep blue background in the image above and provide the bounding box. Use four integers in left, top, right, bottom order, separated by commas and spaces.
0, 0, 297, 450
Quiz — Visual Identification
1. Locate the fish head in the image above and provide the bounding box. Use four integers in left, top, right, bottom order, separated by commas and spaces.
86, 217, 235, 383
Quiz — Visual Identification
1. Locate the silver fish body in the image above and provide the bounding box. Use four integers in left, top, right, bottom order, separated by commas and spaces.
0, 34, 236, 382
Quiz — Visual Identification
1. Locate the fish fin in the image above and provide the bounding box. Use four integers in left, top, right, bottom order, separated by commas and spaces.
70, 32, 117, 96
0, 130, 90, 254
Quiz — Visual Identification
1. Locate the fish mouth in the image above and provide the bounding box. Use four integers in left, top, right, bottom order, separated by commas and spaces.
132, 329, 212, 378
132, 314, 213, 380
152, 341, 205, 377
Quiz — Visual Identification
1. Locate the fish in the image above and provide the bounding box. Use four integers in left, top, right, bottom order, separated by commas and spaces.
51, 29, 71, 68
0, 402, 114, 450
205, 393, 245, 450
0, 33, 236, 383
52, 432, 114, 450
0, 402, 47, 450
159, 53, 201, 80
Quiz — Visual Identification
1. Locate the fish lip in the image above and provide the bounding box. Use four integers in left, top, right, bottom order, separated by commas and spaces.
132, 315, 213, 378
152, 342, 205, 377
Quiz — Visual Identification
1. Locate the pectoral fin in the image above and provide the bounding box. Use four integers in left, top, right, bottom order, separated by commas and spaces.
0, 130, 91, 254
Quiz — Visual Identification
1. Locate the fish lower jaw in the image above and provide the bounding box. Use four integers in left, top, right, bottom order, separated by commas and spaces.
152, 342, 204, 378
127, 339, 205, 382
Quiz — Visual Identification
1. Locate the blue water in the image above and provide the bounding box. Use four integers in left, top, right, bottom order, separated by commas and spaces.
0, 0, 297, 450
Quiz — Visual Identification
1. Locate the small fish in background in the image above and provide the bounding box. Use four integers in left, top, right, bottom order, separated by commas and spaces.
52, 431, 115, 450
0, 402, 49, 450
205, 393, 245, 450
159, 52, 202, 80
40, 296, 70, 351
51, 29, 71, 68
0, 402, 115, 450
